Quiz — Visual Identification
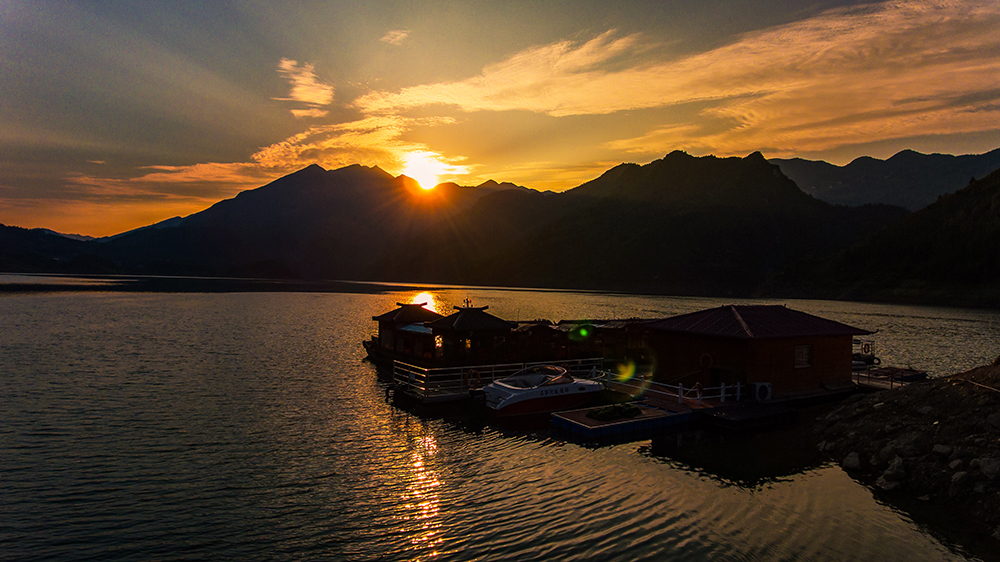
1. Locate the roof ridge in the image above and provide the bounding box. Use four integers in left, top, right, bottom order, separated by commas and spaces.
729, 305, 754, 338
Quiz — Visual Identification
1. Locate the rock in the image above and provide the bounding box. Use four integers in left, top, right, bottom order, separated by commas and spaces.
932, 444, 953, 457
949, 459, 964, 471
843, 452, 862, 471
878, 442, 896, 463
988, 413, 1000, 428
817, 440, 826, 452
970, 458, 981, 470
952, 471, 969, 484
994, 525, 1000, 541
823, 441, 837, 453
877, 476, 903, 491
980, 457, 1000, 479
883, 457, 907, 481
897, 433, 931, 457
949, 448, 973, 461
917, 495, 930, 501
917, 406, 935, 416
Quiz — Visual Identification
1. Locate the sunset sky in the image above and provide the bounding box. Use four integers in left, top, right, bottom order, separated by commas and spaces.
3, 0, 1000, 236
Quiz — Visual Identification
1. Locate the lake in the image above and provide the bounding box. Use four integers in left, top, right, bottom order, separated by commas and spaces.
2, 284, 999, 561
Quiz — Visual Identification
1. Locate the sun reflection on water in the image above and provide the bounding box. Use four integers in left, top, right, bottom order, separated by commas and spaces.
410, 292, 440, 314
400, 434, 443, 557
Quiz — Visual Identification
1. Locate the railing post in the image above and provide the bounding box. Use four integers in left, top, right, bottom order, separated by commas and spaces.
721, 382, 726, 403
736, 382, 741, 402
678, 383, 684, 404
697, 387, 702, 405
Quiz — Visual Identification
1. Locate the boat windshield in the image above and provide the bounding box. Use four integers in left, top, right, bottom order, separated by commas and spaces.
499, 365, 571, 389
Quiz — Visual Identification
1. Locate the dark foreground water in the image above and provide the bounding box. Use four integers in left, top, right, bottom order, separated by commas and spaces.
2, 286, 999, 561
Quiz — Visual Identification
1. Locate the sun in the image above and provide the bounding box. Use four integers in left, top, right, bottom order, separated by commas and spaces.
400, 151, 451, 190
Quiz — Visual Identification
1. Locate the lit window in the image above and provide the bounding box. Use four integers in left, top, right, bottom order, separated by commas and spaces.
795, 345, 813, 368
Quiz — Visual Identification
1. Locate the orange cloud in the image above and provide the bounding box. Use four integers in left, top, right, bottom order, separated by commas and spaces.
274, 58, 334, 117
356, 1, 1000, 157
380, 29, 411, 46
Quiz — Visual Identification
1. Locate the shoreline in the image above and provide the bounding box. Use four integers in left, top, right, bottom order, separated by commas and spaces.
815, 363, 1000, 542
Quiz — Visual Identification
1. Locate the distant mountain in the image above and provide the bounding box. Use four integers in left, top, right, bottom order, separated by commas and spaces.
0, 223, 116, 273
775, 165, 1000, 306
367, 151, 907, 296
9, 152, 999, 307
772, 148, 1000, 210
32, 228, 97, 242
97, 164, 522, 278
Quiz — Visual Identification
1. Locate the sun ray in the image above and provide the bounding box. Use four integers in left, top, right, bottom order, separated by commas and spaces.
400, 151, 457, 189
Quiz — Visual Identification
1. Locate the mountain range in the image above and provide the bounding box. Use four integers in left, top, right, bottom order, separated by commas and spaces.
772, 148, 1000, 210
3, 148, 999, 307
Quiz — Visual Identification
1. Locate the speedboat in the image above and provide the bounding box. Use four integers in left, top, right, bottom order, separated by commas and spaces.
482, 365, 605, 417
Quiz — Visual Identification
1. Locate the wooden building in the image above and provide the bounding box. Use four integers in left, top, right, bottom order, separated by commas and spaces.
425, 305, 517, 365
369, 303, 444, 364
642, 305, 871, 399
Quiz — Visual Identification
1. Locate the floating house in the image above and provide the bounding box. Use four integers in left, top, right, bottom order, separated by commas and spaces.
367, 302, 444, 364
426, 305, 517, 365
640, 305, 871, 400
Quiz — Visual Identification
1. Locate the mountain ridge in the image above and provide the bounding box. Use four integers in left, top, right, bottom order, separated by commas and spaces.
3, 148, 999, 307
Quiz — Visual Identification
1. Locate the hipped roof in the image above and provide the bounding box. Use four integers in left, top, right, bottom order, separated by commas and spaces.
427, 306, 517, 332
644, 305, 871, 339
372, 302, 444, 324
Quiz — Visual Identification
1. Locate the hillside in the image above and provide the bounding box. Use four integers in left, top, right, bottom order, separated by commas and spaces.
368, 152, 907, 295
773, 148, 1000, 210
99, 164, 520, 278
7, 151, 1000, 307
768, 166, 1000, 306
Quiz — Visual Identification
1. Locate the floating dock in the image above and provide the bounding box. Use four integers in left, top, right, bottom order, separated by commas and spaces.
551, 403, 691, 441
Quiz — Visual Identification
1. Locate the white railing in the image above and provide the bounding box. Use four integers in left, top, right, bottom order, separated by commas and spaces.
607, 374, 743, 405
393, 358, 605, 403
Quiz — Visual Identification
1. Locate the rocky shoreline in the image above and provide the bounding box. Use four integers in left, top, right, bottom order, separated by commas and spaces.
814, 361, 1000, 540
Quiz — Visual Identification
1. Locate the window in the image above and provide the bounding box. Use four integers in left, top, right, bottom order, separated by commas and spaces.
795, 345, 813, 368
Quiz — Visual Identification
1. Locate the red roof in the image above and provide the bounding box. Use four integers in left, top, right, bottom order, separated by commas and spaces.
372, 303, 443, 324
427, 306, 517, 332
643, 305, 871, 339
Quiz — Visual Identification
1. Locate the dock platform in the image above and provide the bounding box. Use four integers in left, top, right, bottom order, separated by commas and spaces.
551, 403, 692, 441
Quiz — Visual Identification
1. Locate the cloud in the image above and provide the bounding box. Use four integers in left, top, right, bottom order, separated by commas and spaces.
355, 1, 1000, 157
273, 58, 334, 115
250, 115, 461, 173
291, 108, 330, 119
380, 29, 411, 46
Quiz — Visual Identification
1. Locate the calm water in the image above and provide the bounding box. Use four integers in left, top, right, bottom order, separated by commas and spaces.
2, 287, 999, 561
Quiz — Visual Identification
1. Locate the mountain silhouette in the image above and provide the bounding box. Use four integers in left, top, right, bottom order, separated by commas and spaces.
775, 166, 1000, 306
101, 164, 520, 278
773, 148, 1000, 210
367, 151, 906, 295
5, 150, 999, 306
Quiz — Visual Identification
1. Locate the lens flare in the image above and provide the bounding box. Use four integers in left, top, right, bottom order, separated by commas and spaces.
614, 359, 637, 382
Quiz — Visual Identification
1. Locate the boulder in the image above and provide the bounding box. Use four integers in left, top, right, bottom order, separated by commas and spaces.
883, 456, 907, 481
842, 452, 862, 471
877, 476, 903, 491
980, 457, 1000, 480
932, 444, 953, 456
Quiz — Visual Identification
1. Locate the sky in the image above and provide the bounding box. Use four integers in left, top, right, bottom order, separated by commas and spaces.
2, 0, 1000, 236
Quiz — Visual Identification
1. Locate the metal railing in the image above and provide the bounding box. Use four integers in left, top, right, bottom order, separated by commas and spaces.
608, 374, 744, 406
393, 358, 605, 403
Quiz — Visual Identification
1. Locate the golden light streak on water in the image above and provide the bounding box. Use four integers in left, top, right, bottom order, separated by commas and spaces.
401, 434, 443, 557
410, 292, 440, 314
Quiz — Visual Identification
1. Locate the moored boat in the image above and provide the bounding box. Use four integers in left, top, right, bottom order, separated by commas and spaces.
482, 365, 605, 417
